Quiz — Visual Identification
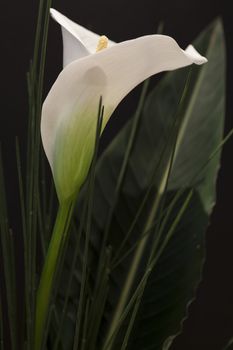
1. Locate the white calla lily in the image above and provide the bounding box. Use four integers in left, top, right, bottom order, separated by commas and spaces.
41, 8, 207, 202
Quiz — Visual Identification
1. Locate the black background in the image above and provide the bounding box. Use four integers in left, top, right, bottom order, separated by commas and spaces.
1, 0, 233, 349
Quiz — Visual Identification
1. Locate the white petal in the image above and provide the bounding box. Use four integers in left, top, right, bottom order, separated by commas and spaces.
86, 35, 207, 117
50, 8, 115, 67
41, 63, 107, 200
41, 34, 207, 200
184, 44, 208, 65
60, 28, 89, 67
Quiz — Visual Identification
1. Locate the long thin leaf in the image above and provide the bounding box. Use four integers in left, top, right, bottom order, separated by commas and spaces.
73, 101, 104, 350
0, 149, 17, 350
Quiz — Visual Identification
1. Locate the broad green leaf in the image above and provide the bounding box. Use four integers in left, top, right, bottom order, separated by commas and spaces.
126, 19, 225, 349
55, 19, 225, 350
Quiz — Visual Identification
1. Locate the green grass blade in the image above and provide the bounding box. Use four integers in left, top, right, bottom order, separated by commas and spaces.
117, 71, 194, 349
15, 139, 31, 346
104, 69, 192, 349
0, 294, 3, 349
0, 149, 17, 350
102, 190, 193, 350
111, 189, 186, 271
73, 100, 104, 350
120, 190, 194, 350
94, 80, 150, 294
25, 1, 53, 347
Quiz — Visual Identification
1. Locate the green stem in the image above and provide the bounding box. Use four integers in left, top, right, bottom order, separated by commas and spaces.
34, 199, 74, 350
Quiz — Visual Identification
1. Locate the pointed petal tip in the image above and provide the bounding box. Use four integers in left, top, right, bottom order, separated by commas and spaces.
185, 44, 208, 65
49, 8, 72, 28
50, 8, 59, 19
50, 8, 66, 26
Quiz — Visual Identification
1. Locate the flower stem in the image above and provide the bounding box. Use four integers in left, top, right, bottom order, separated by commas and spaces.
34, 199, 74, 350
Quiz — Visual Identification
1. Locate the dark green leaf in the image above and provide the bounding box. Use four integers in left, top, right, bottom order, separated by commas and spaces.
128, 19, 225, 350
56, 19, 225, 350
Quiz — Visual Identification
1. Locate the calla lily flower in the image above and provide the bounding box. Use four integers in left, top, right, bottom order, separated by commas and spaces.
41, 8, 207, 202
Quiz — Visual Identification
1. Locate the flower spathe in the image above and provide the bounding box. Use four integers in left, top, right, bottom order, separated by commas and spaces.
41, 8, 207, 202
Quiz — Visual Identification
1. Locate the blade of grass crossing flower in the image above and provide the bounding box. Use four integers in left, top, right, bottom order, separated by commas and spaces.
95, 80, 149, 280
86, 81, 149, 345
73, 99, 104, 350
87, 79, 150, 341
39, 100, 104, 350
